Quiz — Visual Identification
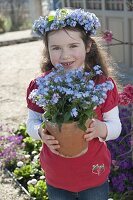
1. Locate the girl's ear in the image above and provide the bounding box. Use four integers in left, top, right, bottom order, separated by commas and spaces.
86, 41, 92, 53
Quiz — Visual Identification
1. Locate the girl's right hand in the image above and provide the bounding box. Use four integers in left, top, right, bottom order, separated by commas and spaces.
38, 127, 60, 155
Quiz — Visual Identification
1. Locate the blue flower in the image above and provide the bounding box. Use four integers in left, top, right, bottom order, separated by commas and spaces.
71, 108, 78, 117
51, 93, 60, 104
54, 76, 62, 83
29, 64, 114, 130
91, 95, 99, 103
65, 89, 74, 95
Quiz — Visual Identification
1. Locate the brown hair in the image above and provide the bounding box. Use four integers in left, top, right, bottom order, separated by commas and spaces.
40, 26, 114, 77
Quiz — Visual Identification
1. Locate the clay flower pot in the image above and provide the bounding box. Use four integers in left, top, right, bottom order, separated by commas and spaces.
45, 119, 91, 157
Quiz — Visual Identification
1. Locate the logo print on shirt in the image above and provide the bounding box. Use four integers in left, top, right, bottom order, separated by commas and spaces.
92, 164, 105, 175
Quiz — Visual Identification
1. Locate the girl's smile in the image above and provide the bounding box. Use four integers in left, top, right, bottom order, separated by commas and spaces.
48, 29, 90, 70
61, 61, 75, 68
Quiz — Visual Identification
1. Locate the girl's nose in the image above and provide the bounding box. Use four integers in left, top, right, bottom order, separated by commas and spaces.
61, 50, 70, 60
62, 55, 70, 60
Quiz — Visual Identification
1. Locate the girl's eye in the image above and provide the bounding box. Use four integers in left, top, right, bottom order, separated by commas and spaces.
70, 45, 78, 48
52, 47, 61, 50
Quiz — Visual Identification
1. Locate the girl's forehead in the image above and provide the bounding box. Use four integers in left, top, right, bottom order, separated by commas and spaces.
48, 29, 82, 44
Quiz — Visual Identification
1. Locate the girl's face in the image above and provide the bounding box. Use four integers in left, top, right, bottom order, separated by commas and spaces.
47, 29, 90, 70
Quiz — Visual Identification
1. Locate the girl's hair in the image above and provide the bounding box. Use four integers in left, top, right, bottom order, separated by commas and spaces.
40, 26, 114, 77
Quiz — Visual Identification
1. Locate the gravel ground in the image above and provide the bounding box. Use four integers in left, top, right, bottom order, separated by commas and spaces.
0, 41, 43, 199
0, 171, 30, 200
0, 41, 43, 129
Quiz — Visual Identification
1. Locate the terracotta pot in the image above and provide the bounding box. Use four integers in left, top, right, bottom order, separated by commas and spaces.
45, 119, 92, 157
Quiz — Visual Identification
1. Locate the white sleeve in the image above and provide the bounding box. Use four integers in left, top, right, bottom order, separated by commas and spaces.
26, 108, 43, 140
27, 107, 122, 141
103, 106, 122, 141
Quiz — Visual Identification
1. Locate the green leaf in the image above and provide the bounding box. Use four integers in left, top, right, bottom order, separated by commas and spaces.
78, 113, 89, 131
85, 108, 96, 119
41, 122, 45, 129
51, 111, 59, 123
44, 111, 51, 118
63, 112, 71, 122
61, 9, 68, 15
85, 107, 91, 114
78, 122, 86, 131
48, 15, 55, 22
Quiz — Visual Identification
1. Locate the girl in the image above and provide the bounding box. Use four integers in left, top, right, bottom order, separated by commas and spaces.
27, 8, 121, 200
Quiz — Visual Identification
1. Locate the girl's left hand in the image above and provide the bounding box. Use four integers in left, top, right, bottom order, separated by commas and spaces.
84, 119, 107, 142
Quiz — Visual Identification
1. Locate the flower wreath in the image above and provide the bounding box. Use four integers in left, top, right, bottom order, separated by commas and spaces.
32, 8, 101, 37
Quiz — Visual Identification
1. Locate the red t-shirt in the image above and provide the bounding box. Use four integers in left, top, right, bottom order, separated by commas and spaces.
27, 74, 119, 192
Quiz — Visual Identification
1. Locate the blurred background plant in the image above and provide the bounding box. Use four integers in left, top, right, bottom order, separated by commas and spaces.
28, 180, 48, 200
0, 0, 32, 32
102, 30, 133, 47
126, 0, 133, 11
0, 123, 48, 199
0, 14, 6, 33
14, 159, 44, 188
0, 133, 24, 170
107, 84, 133, 200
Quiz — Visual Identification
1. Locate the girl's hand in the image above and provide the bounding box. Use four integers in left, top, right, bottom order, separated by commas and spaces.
84, 119, 107, 142
39, 127, 60, 155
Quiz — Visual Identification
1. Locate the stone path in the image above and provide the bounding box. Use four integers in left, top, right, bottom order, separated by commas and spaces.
0, 30, 32, 42
0, 29, 39, 47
